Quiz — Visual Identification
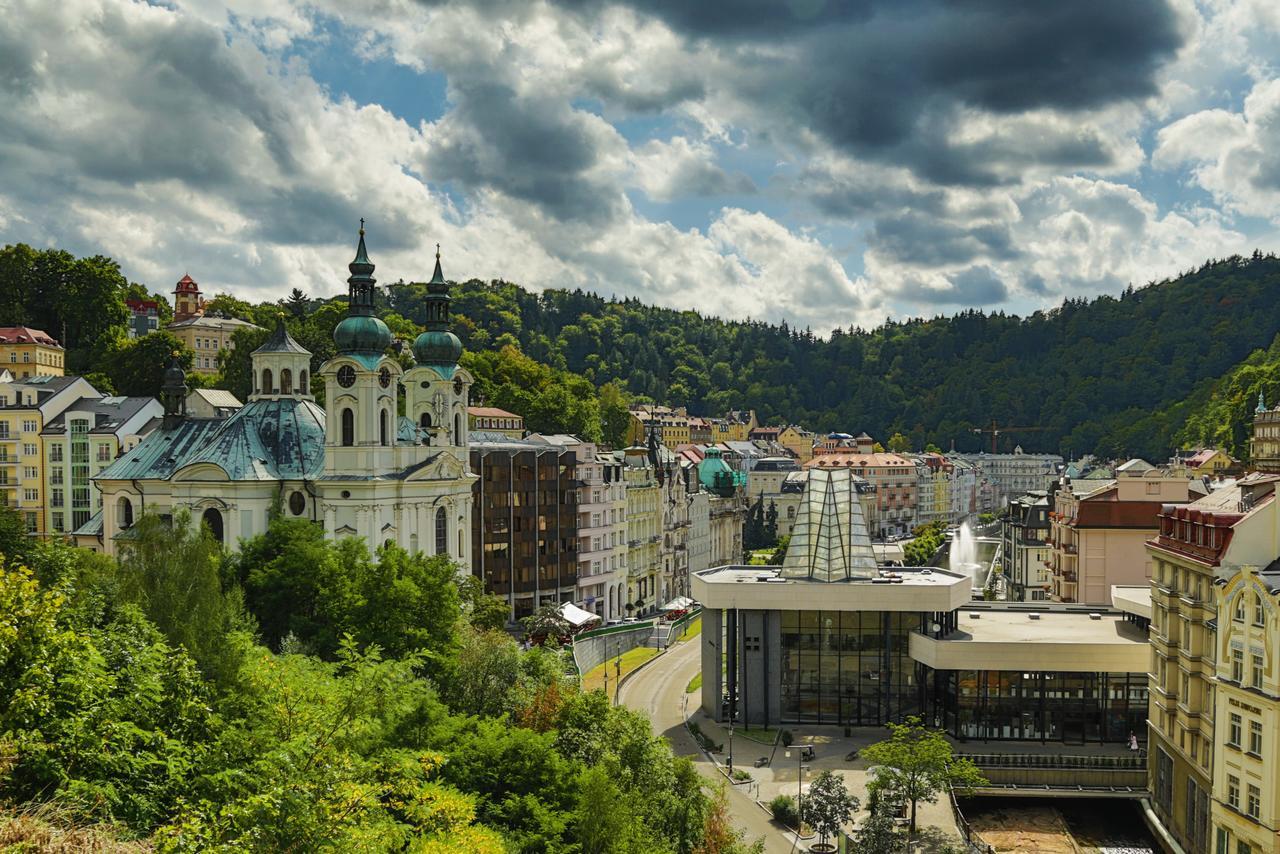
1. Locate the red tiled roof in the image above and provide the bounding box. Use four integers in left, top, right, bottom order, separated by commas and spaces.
126, 298, 159, 311
174, 274, 199, 292
0, 326, 60, 347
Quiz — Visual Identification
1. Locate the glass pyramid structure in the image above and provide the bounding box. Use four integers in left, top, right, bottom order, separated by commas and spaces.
780, 467, 879, 581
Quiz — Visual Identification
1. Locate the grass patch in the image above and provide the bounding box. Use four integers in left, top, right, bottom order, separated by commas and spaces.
678, 616, 701, 641
734, 726, 780, 745
686, 672, 702, 693
581, 645, 660, 694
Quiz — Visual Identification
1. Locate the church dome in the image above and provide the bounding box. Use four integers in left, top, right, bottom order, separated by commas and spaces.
413, 329, 463, 366
333, 314, 392, 355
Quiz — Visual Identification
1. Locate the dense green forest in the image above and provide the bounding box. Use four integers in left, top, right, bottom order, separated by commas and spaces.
0, 508, 759, 851
5, 242, 1280, 460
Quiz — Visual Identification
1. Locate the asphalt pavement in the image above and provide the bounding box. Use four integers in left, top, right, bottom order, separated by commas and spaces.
617, 637, 799, 854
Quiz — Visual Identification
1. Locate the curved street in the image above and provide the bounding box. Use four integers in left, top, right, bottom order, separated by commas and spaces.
618, 637, 797, 854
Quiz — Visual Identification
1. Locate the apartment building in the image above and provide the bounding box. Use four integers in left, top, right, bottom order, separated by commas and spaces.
0, 327, 64, 378
1049, 471, 1192, 605
622, 446, 661, 617
1002, 491, 1052, 601
0, 373, 99, 534
1146, 475, 1280, 853
470, 436, 580, 621
804, 450, 917, 538
41, 395, 162, 535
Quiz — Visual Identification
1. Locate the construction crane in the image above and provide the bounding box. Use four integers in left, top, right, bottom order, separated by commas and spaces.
971, 420, 1046, 454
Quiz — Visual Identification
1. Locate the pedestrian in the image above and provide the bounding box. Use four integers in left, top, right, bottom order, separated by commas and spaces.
1128, 731, 1139, 752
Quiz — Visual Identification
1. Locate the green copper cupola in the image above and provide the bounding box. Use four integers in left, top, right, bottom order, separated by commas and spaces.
412, 244, 464, 371
334, 220, 392, 357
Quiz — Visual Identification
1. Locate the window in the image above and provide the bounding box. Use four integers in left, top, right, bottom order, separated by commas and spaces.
299, 370, 308, 394
1239, 842, 1252, 854
261, 368, 273, 394
379, 409, 388, 446
1252, 653, 1264, 689
280, 368, 292, 395
22, 420, 36, 432
50, 469, 61, 485
1228, 775, 1240, 810
52, 512, 63, 532
1249, 720, 1262, 755
22, 488, 37, 502
22, 466, 36, 479
1256, 598, 1265, 627
1229, 714, 1242, 747
24, 512, 35, 531
435, 507, 447, 555
1248, 784, 1261, 819
1236, 598, 1246, 621
1233, 649, 1245, 682
21, 443, 34, 455
341, 408, 354, 446
50, 489, 62, 507
97, 445, 111, 462
201, 508, 224, 543
48, 443, 62, 462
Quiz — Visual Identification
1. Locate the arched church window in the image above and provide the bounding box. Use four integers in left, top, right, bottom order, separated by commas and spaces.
261, 368, 273, 394
202, 508, 224, 544
380, 409, 389, 446
435, 507, 447, 555
341, 408, 354, 446
280, 368, 292, 395
420, 412, 432, 446
454, 413, 462, 444
118, 496, 133, 529
299, 370, 308, 394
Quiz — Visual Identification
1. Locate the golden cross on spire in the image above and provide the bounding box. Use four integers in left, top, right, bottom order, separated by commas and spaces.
359, 217, 365, 236
436, 243, 441, 260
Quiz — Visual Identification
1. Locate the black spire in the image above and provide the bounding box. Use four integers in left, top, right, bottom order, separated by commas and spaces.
424, 243, 450, 331
160, 353, 188, 427
347, 219, 376, 316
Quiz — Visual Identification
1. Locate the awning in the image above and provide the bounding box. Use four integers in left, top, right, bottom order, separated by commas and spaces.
662, 596, 694, 611
560, 602, 601, 628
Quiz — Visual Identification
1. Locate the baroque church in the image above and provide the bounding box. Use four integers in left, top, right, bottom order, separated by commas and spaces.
91, 225, 475, 562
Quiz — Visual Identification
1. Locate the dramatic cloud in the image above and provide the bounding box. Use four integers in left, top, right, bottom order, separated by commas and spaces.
0, 0, 1276, 331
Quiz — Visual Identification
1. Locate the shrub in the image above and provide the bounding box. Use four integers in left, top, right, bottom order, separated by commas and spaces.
730, 769, 751, 782
780, 729, 794, 747
769, 794, 798, 829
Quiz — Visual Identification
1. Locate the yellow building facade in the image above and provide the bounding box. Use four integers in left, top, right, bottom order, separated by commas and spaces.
623, 448, 660, 616
777, 425, 814, 462
1212, 565, 1280, 854
0, 327, 65, 378
0, 375, 99, 536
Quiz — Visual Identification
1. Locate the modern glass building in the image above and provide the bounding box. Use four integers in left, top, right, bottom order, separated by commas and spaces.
693, 468, 1150, 746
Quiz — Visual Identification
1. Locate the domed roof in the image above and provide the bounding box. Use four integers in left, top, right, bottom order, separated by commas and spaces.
413, 329, 463, 367
334, 314, 392, 356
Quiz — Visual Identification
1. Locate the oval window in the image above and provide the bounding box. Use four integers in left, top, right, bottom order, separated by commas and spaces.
288, 490, 306, 516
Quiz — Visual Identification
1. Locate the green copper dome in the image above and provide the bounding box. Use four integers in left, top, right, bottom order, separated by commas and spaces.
334, 314, 392, 355
413, 329, 463, 366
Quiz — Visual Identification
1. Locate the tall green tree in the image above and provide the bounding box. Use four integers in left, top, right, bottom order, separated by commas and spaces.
862, 716, 986, 832
800, 770, 858, 849
100, 331, 193, 396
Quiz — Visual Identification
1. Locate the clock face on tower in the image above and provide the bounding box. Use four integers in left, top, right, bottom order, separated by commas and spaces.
336, 365, 356, 388
379, 367, 392, 388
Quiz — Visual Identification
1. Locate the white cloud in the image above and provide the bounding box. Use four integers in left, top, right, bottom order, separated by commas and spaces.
1154, 78, 1280, 220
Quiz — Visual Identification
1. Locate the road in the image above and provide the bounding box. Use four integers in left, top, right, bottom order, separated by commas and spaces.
618, 637, 796, 854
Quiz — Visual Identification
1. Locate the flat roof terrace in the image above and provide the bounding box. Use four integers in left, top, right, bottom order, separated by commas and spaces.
691, 564, 973, 612
909, 607, 1149, 674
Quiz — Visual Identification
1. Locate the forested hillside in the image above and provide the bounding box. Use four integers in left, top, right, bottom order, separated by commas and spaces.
5, 242, 1280, 460
387, 252, 1280, 460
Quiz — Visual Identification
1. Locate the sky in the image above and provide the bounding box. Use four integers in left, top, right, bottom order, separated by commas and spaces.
2, 0, 1280, 334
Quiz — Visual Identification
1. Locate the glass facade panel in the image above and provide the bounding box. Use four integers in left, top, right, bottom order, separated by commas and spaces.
773, 608, 1147, 739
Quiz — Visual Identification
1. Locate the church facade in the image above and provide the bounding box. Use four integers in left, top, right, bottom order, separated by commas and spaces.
92, 227, 475, 563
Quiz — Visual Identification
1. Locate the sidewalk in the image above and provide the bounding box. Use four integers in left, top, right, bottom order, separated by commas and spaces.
689, 712, 963, 846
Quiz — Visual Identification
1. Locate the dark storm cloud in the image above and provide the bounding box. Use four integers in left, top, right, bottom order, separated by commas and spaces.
871, 212, 1019, 267
423, 80, 626, 223
896, 265, 1009, 305
551, 0, 1183, 184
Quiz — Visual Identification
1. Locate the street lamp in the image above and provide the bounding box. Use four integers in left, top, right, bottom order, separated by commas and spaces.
784, 741, 808, 835
727, 717, 734, 774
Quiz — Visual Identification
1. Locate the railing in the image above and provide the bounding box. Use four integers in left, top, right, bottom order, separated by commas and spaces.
957, 751, 1146, 770
950, 789, 996, 854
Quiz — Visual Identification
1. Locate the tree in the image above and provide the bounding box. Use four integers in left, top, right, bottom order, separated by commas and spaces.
887, 432, 910, 453
697, 784, 764, 854
457, 574, 511, 631
101, 331, 194, 396
924, 442, 943, 454
799, 770, 858, 849
764, 500, 779, 545
442, 626, 522, 718
852, 812, 900, 854
117, 511, 250, 687
598, 380, 632, 448
522, 603, 571, 642
285, 287, 311, 318
861, 716, 986, 832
